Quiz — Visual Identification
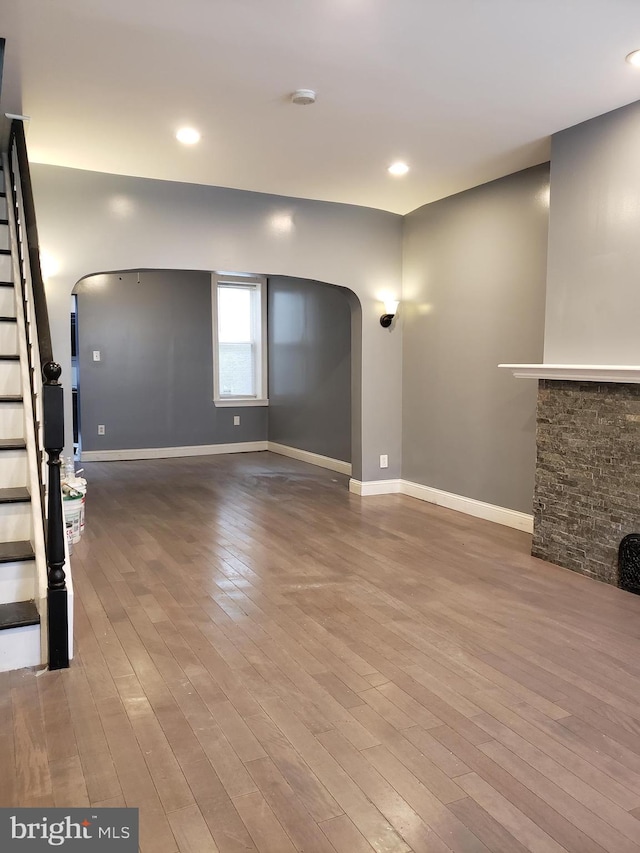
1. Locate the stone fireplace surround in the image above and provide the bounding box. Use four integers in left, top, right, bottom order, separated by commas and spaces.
500, 365, 640, 586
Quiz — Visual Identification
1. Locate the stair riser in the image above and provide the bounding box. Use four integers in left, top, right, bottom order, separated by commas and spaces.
0, 623, 41, 672
0, 323, 18, 354
0, 288, 16, 316
0, 450, 28, 487
0, 254, 11, 282
0, 196, 6, 219
0, 502, 32, 541
0, 360, 21, 395
0, 560, 36, 605
0, 227, 8, 252
0, 403, 24, 439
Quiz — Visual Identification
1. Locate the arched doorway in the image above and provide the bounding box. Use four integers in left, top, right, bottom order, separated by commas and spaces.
72, 269, 361, 483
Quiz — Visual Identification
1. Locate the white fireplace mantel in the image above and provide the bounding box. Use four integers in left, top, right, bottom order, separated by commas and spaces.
499, 364, 640, 384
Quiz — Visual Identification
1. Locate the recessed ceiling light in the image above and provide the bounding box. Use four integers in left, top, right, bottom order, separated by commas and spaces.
626, 50, 640, 66
388, 161, 409, 176
176, 127, 201, 145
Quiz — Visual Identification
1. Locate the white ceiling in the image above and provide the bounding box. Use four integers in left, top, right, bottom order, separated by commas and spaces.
2, 0, 640, 214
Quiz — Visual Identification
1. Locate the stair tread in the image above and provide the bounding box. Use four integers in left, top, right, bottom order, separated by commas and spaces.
0, 540, 34, 563
0, 487, 30, 503
0, 395, 22, 403
0, 600, 39, 630
0, 316, 16, 323
0, 219, 7, 226
0, 438, 26, 450
0, 354, 19, 361
0, 249, 10, 256
0, 282, 14, 288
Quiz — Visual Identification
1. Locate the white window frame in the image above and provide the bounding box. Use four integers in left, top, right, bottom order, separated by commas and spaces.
212, 273, 268, 407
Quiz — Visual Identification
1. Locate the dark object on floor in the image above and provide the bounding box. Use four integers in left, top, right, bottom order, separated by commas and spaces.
619, 533, 640, 593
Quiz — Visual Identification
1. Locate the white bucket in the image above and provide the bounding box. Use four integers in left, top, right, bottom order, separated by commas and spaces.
63, 495, 85, 543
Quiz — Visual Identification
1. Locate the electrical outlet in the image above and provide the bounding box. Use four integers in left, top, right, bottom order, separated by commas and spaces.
97, 424, 105, 435
233, 415, 240, 426
380, 454, 389, 469
93, 350, 101, 362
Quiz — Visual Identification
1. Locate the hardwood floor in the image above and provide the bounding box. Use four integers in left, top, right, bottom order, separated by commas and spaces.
3, 451, 640, 852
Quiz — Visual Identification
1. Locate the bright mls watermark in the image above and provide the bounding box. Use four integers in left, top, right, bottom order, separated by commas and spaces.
0, 809, 138, 850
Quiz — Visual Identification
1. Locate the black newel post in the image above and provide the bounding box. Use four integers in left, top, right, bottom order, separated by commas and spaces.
43, 361, 69, 670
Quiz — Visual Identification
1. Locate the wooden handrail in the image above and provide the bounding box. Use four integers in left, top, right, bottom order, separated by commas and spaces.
9, 120, 54, 367
7, 119, 69, 670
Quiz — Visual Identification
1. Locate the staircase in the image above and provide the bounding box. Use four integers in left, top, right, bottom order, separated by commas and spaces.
0, 118, 71, 672
0, 166, 41, 669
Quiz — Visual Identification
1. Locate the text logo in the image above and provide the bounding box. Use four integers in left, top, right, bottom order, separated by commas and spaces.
1, 809, 138, 850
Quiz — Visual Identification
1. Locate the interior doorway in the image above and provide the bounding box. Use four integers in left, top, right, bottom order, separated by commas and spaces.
71, 269, 357, 481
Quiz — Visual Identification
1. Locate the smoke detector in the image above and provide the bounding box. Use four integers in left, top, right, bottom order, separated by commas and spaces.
291, 89, 316, 106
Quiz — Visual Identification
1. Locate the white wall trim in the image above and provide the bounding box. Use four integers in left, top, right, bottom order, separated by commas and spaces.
214, 399, 269, 407
350, 477, 534, 533
81, 441, 268, 462
349, 478, 403, 496
268, 442, 351, 475
499, 363, 640, 384
401, 480, 533, 533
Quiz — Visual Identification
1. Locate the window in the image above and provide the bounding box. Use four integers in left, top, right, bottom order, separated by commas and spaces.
212, 274, 268, 406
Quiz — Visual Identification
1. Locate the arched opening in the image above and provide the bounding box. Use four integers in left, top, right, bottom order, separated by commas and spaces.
71, 268, 362, 484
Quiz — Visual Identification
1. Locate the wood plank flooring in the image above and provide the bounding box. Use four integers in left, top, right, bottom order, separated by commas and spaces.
3, 451, 640, 852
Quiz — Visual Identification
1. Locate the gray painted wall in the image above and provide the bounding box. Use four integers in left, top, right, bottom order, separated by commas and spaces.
402, 164, 549, 513
76, 270, 267, 451
545, 99, 640, 364
268, 276, 351, 463
31, 164, 403, 481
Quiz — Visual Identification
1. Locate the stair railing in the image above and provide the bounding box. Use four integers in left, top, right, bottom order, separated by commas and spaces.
6, 118, 68, 670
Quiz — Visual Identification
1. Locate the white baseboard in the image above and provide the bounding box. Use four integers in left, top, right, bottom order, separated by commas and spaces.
350, 477, 533, 533
268, 442, 351, 475
401, 480, 533, 533
349, 478, 403, 496
81, 441, 268, 462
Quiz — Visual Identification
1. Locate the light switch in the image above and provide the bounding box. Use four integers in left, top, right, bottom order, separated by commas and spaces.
93, 350, 101, 362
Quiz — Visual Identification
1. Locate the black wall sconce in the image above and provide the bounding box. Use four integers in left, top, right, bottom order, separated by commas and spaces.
380, 299, 399, 328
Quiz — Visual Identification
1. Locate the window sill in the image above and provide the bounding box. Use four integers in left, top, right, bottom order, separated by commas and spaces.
214, 399, 269, 408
